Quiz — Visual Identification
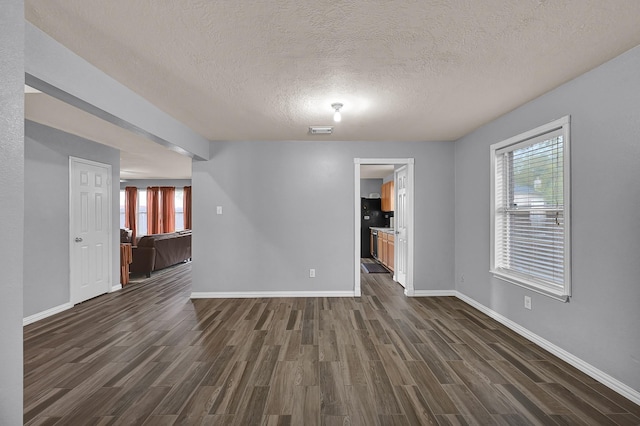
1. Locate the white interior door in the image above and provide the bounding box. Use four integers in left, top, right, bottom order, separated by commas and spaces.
70, 157, 112, 304
395, 166, 408, 287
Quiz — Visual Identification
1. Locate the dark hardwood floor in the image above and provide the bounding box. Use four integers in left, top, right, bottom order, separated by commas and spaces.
24, 262, 640, 425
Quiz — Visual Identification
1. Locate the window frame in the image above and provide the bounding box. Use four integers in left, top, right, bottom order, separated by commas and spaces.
490, 116, 571, 301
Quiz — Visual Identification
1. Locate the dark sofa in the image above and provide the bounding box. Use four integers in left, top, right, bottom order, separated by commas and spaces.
130, 230, 192, 277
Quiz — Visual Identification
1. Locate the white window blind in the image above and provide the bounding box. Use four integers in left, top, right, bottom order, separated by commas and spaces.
491, 117, 570, 300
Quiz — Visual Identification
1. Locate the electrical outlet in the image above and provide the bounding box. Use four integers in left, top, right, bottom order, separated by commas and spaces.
524, 296, 532, 310
309, 269, 315, 278
460, 274, 465, 283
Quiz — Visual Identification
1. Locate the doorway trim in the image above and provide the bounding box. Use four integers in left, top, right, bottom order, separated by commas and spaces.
69, 156, 113, 304
354, 158, 415, 297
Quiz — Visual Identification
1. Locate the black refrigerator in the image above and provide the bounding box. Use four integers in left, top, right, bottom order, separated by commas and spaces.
361, 198, 385, 257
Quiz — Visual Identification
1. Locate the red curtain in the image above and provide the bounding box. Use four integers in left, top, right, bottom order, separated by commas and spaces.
184, 186, 192, 230
124, 186, 138, 243
160, 186, 175, 233
147, 187, 162, 235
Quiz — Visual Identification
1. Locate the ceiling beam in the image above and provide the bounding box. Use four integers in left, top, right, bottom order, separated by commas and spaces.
25, 22, 210, 161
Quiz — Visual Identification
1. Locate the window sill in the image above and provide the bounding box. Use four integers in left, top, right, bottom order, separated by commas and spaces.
491, 270, 570, 302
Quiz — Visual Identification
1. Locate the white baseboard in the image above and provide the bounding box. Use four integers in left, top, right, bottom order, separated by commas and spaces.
23, 302, 73, 326
110, 284, 123, 292
191, 291, 355, 299
453, 291, 640, 406
413, 290, 457, 297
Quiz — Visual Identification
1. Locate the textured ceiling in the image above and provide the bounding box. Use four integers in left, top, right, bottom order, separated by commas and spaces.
25, 0, 640, 144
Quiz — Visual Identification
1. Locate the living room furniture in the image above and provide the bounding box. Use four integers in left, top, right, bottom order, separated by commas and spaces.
120, 243, 132, 285
120, 228, 133, 243
130, 230, 192, 277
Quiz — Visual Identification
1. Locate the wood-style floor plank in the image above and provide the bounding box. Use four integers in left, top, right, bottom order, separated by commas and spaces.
24, 262, 640, 425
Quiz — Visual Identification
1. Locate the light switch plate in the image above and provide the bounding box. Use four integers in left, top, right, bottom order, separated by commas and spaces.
216, 206, 223, 215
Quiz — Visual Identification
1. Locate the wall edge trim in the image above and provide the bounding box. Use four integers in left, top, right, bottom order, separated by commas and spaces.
23, 302, 73, 326
454, 291, 640, 405
413, 290, 457, 297
191, 291, 356, 299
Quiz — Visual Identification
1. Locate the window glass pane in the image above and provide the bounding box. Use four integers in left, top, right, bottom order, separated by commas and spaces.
119, 189, 125, 229
503, 210, 564, 286
138, 189, 147, 236
499, 136, 565, 287
175, 188, 184, 231
510, 136, 563, 209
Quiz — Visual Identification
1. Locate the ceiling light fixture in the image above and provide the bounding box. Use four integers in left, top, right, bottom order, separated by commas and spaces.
332, 103, 343, 122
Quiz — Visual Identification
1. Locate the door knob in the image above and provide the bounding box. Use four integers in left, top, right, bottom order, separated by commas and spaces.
75, 237, 83, 242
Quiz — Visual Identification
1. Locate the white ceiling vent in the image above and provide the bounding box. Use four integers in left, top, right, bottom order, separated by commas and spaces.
309, 126, 333, 135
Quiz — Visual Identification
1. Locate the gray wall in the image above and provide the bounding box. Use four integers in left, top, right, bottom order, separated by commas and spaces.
192, 141, 455, 293
0, 0, 24, 422
360, 178, 382, 198
454, 45, 640, 391
24, 121, 121, 317
120, 179, 192, 190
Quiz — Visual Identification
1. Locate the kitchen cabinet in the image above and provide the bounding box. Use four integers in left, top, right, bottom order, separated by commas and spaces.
381, 181, 395, 212
387, 234, 394, 271
382, 182, 389, 211
369, 228, 394, 273
381, 232, 395, 272
374, 230, 394, 272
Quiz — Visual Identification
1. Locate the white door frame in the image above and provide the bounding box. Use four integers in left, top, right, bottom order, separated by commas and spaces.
354, 158, 415, 297
69, 156, 113, 304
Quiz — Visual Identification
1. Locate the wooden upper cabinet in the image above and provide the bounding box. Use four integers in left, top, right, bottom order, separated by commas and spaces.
381, 183, 388, 211
381, 182, 386, 211
381, 181, 395, 212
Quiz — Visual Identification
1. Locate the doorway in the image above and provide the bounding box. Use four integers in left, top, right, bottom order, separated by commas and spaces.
69, 157, 113, 304
354, 158, 414, 297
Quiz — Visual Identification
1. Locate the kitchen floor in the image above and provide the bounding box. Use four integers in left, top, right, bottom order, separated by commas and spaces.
360, 257, 391, 270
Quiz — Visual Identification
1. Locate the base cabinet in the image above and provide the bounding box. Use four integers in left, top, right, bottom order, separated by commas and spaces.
380, 232, 394, 273
388, 236, 394, 271
370, 229, 394, 273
